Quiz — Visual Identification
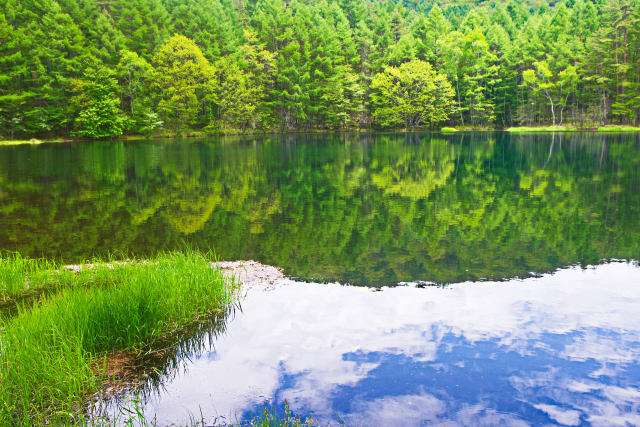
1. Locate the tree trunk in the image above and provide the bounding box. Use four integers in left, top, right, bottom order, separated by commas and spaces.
545, 91, 556, 126
602, 64, 607, 126
622, 28, 627, 100
456, 79, 464, 126
602, 86, 607, 126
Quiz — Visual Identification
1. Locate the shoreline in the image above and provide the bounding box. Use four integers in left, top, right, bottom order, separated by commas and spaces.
3, 125, 640, 146
3, 253, 639, 424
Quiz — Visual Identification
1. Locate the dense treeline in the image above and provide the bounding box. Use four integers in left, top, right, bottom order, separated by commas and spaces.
0, 0, 639, 138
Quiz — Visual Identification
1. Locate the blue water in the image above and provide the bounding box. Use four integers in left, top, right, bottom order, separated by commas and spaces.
117, 262, 640, 426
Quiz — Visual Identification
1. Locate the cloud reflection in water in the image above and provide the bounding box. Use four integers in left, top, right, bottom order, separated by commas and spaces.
140, 262, 640, 426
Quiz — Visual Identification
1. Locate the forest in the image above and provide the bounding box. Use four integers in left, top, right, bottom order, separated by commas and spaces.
0, 0, 639, 138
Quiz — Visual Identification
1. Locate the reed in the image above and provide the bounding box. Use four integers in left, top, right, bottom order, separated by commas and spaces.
0, 250, 237, 425
248, 402, 315, 427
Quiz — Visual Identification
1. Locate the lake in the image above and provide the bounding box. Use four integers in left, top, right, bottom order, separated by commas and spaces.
1, 132, 640, 425
104, 262, 640, 426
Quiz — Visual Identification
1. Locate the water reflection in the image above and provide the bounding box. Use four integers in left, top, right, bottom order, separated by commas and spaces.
128, 262, 640, 426
1, 132, 639, 285
91, 304, 236, 420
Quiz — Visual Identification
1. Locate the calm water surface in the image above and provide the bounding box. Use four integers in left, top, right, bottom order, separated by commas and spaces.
1, 132, 639, 285
116, 262, 640, 426
2, 132, 640, 425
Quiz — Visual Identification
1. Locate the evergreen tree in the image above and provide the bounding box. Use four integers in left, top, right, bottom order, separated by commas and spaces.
111, 0, 171, 60
0, 0, 638, 137
254, 0, 307, 129
458, 29, 499, 126
116, 50, 157, 132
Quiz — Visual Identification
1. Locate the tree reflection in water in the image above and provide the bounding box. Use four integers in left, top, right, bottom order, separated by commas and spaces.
0, 132, 638, 285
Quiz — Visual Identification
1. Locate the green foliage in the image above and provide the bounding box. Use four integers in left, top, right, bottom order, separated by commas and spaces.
1, 0, 640, 137
71, 67, 126, 139
152, 35, 216, 132
250, 402, 313, 427
370, 60, 454, 128
523, 61, 578, 126
0, 252, 55, 299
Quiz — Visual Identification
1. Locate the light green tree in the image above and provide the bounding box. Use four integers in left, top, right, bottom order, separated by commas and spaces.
152, 34, 216, 132
370, 60, 455, 129
523, 61, 578, 126
215, 59, 260, 130
116, 50, 151, 116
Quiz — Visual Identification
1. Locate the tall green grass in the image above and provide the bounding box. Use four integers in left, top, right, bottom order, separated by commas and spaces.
0, 252, 58, 299
0, 251, 237, 425
248, 403, 316, 427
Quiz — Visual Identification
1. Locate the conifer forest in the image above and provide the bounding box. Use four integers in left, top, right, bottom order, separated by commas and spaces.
1, 0, 639, 138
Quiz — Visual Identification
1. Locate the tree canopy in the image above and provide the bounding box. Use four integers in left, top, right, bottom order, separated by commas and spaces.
1, 0, 639, 138
370, 60, 454, 128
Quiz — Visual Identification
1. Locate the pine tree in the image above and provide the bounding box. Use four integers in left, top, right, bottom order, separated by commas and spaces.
254, 0, 307, 129
459, 29, 500, 126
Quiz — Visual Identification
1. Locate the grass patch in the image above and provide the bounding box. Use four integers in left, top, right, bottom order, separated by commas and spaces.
0, 250, 237, 425
0, 253, 142, 303
247, 402, 316, 426
597, 125, 640, 132
0, 138, 77, 145
445, 125, 493, 131
0, 138, 44, 146
507, 125, 640, 133
0, 252, 59, 299
506, 126, 579, 132
440, 127, 458, 132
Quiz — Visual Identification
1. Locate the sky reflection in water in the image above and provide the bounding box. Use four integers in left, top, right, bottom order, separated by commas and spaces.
135, 262, 640, 426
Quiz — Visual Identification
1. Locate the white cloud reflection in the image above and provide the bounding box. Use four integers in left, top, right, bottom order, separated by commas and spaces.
137, 262, 640, 426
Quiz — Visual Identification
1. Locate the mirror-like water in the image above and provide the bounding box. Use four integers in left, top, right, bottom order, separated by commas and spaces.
105, 262, 640, 426
2, 132, 639, 425
1, 132, 639, 285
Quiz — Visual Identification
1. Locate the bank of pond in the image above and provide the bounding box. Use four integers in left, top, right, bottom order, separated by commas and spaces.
2, 126, 640, 146
1, 131, 639, 425
3, 251, 640, 426
0, 251, 241, 425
